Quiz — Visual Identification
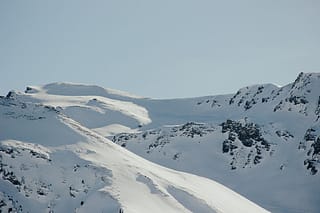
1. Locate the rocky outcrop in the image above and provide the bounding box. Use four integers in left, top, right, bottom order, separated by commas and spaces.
220, 120, 271, 169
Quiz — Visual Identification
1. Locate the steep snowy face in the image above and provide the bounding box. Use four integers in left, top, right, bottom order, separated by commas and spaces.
0, 96, 269, 213
268, 72, 320, 117
110, 73, 320, 213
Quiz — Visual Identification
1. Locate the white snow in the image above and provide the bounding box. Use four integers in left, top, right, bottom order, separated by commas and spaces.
0, 90, 270, 212
2, 72, 320, 212
92, 124, 139, 137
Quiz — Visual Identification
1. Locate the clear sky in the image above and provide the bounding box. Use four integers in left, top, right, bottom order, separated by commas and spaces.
0, 0, 319, 98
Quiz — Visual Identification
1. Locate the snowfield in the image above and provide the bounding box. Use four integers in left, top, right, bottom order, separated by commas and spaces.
1, 72, 320, 212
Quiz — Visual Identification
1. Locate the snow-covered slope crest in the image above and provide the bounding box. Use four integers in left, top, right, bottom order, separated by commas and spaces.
0, 96, 269, 212
26, 82, 145, 99
19, 82, 152, 136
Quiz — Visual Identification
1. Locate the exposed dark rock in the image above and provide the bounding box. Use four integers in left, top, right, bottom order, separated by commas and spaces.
36, 189, 46, 196
222, 139, 238, 153
312, 137, 320, 156
244, 99, 257, 110
112, 133, 137, 143
0, 200, 6, 209
286, 96, 308, 105
273, 101, 283, 112
221, 120, 268, 148
2, 170, 21, 186
254, 155, 262, 164
304, 128, 316, 141
261, 97, 269, 103
276, 130, 294, 141
315, 96, 320, 116
6, 91, 17, 99
304, 159, 318, 175
222, 140, 230, 153
173, 153, 181, 160
229, 91, 241, 105
178, 122, 214, 138
291, 72, 304, 89
298, 141, 306, 150
303, 130, 320, 175
220, 119, 271, 169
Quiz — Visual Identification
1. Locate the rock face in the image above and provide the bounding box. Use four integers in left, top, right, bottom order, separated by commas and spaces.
113, 122, 216, 154
113, 120, 273, 170
302, 127, 320, 175
220, 119, 271, 169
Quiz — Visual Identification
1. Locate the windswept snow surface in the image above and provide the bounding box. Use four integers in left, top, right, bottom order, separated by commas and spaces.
2, 72, 320, 212
0, 96, 268, 213
21, 83, 151, 129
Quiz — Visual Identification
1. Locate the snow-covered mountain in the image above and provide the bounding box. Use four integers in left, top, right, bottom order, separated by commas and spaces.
0, 92, 268, 213
1, 72, 319, 212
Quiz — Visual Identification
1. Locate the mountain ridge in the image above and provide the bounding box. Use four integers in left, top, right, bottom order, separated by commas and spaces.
1, 72, 320, 213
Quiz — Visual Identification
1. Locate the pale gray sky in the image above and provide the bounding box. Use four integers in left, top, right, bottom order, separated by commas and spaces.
0, 0, 319, 98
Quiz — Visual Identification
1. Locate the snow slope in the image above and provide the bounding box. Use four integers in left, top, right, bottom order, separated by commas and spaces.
2, 72, 320, 212
0, 94, 268, 212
